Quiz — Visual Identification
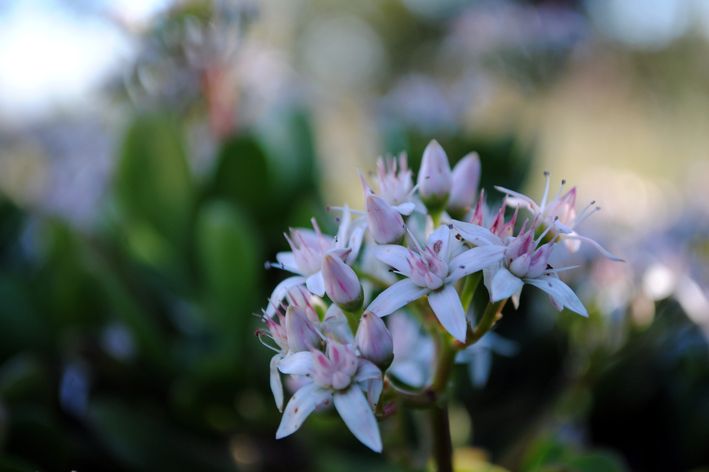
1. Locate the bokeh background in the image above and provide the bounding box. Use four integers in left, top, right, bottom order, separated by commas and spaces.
1, 0, 708, 471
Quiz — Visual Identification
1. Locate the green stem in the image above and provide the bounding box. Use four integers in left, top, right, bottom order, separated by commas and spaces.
341, 306, 363, 334
430, 402, 453, 472
468, 299, 507, 346
432, 337, 458, 394
459, 271, 482, 314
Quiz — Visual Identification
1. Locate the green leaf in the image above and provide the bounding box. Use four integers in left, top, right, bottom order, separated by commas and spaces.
115, 113, 194, 251
567, 452, 629, 472
196, 200, 261, 335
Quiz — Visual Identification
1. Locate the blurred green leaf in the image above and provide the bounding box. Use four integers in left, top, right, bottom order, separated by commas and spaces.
566, 452, 628, 472
196, 200, 261, 336
0, 456, 43, 472
210, 135, 270, 216
0, 354, 49, 404
88, 399, 237, 472
0, 277, 51, 358
115, 113, 194, 256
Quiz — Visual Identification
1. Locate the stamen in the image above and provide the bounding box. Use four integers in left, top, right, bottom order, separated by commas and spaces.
535, 218, 557, 248
403, 224, 424, 251
568, 200, 596, 226
543, 265, 580, 274
553, 180, 566, 203
257, 334, 282, 353
572, 206, 601, 228
540, 171, 551, 209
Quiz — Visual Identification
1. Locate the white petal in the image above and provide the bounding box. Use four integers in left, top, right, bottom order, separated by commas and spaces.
428, 284, 467, 343
278, 351, 315, 376
355, 359, 382, 382
389, 361, 426, 387
426, 224, 451, 261
276, 252, 300, 273
276, 382, 331, 439
564, 232, 624, 261
367, 279, 430, 317
445, 245, 507, 284
334, 386, 382, 452
524, 275, 589, 317
336, 203, 352, 249
451, 220, 504, 247
494, 186, 541, 213
393, 202, 416, 215
471, 349, 492, 388
306, 271, 326, 297
367, 378, 383, 409
346, 223, 367, 264
510, 286, 523, 309
490, 267, 525, 302
369, 245, 413, 277
266, 276, 307, 317
270, 354, 285, 412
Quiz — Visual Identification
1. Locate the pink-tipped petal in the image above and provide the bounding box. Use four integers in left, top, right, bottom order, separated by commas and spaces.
428, 284, 467, 343
448, 152, 481, 213
367, 279, 430, 317
524, 275, 588, 317
334, 386, 382, 452
276, 382, 331, 439
489, 267, 525, 303
427, 224, 452, 262
446, 245, 507, 284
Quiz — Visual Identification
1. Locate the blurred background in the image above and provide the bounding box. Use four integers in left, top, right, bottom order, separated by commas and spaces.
0, 0, 708, 471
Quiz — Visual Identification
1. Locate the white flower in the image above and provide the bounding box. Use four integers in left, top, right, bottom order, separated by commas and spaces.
451, 219, 589, 316
276, 342, 383, 452
376, 152, 415, 208
496, 173, 623, 261
367, 224, 507, 342
265, 206, 366, 316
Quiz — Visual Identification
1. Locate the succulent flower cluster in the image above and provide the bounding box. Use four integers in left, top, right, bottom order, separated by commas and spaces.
257, 140, 621, 452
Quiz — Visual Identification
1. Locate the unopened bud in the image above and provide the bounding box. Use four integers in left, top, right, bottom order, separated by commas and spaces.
322, 251, 364, 312
417, 140, 452, 212
448, 152, 481, 219
360, 170, 405, 244
285, 306, 321, 352
355, 311, 394, 370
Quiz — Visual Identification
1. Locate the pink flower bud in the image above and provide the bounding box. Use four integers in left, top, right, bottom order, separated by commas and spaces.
355, 311, 394, 370
322, 251, 364, 312
360, 170, 405, 245
448, 152, 481, 217
417, 140, 452, 210
285, 306, 321, 352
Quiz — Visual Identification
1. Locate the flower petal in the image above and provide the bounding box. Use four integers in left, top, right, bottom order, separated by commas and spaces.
276, 252, 300, 273
426, 224, 451, 262
276, 382, 332, 439
564, 232, 624, 261
355, 358, 382, 382
278, 351, 315, 376
334, 386, 382, 452
393, 202, 416, 215
367, 378, 383, 409
346, 223, 367, 265
524, 275, 588, 317
428, 284, 467, 343
494, 186, 542, 213
270, 354, 285, 412
451, 220, 504, 247
306, 271, 326, 297
369, 245, 412, 277
266, 276, 306, 317
489, 267, 525, 302
367, 279, 430, 317
445, 245, 507, 284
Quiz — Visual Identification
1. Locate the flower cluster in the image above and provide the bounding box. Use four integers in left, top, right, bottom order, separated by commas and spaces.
257, 140, 621, 452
